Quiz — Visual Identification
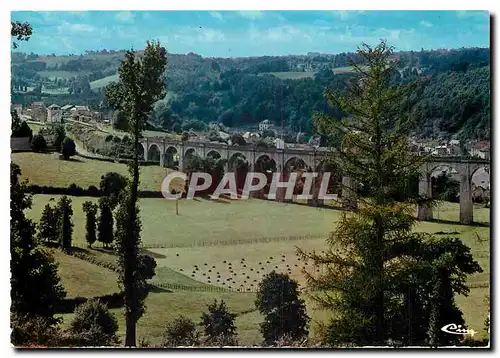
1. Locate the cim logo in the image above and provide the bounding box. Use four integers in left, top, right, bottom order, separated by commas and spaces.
441, 323, 477, 337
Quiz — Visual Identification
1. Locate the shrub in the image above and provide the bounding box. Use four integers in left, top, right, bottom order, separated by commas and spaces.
200, 299, 237, 346
138, 254, 157, 281
255, 271, 309, 346
87, 185, 100, 196
230, 133, 247, 146
69, 300, 119, 346
99, 172, 128, 208
31, 134, 47, 152
122, 135, 130, 144
61, 137, 76, 160
164, 316, 200, 347
113, 136, 121, 143
11, 314, 62, 347
105, 134, 113, 142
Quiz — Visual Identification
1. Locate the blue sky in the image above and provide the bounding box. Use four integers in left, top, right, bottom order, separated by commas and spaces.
11, 10, 490, 57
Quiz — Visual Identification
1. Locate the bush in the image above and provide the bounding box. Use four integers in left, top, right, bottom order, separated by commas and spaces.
31, 134, 47, 152
69, 300, 119, 346
113, 136, 121, 143
138, 254, 157, 281
200, 299, 237, 346
105, 134, 113, 142
87, 185, 100, 196
11, 314, 62, 347
230, 133, 247, 146
99, 172, 128, 208
255, 271, 309, 346
122, 135, 130, 144
164, 316, 200, 347
68, 183, 83, 196
61, 137, 76, 160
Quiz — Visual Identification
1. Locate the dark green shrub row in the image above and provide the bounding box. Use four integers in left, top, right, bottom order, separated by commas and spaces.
55, 293, 124, 314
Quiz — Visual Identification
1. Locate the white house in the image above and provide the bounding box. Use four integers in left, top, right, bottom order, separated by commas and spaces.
46, 104, 62, 123
258, 119, 274, 132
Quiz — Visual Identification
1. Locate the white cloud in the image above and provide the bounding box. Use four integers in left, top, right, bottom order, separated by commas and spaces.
115, 11, 135, 23
57, 21, 96, 34
209, 11, 224, 21
158, 27, 226, 46
238, 11, 264, 20
420, 20, 433, 28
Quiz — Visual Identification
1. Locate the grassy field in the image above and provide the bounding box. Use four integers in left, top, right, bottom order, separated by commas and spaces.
332, 65, 369, 74
11, 152, 171, 191
37, 70, 84, 79
90, 74, 119, 90
27, 122, 47, 134
30, 193, 490, 344
264, 71, 316, 80
17, 153, 490, 345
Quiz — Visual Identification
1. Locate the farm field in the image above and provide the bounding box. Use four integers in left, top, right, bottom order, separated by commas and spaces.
27, 195, 337, 248
11, 152, 171, 191
90, 74, 119, 90
27, 122, 47, 134
17, 153, 491, 345
36, 70, 84, 79
29, 192, 490, 343
264, 71, 316, 79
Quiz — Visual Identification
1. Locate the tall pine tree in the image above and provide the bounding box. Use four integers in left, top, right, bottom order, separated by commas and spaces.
297, 41, 481, 347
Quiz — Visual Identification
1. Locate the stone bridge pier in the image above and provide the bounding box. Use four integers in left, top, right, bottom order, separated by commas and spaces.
418, 159, 490, 225
139, 138, 489, 222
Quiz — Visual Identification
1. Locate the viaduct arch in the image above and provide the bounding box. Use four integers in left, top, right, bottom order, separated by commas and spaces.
138, 138, 490, 224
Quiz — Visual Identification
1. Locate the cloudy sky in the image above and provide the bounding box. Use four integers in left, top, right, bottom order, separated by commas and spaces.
11, 10, 490, 57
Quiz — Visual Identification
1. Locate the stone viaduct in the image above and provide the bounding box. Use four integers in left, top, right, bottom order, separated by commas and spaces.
139, 137, 490, 225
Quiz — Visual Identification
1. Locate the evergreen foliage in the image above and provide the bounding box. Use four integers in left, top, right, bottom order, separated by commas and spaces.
297, 41, 482, 347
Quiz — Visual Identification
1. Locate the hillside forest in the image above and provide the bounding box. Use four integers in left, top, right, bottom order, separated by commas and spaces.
11, 47, 490, 141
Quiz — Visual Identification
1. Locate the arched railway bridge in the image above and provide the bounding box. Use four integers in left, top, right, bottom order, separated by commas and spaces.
139, 137, 490, 225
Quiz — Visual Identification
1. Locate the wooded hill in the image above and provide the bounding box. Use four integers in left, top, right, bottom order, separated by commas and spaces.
11, 47, 490, 140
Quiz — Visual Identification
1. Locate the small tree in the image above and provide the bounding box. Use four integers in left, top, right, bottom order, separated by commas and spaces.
69, 300, 119, 346
164, 316, 200, 347
99, 172, 128, 209
97, 197, 114, 248
56, 196, 73, 250
82, 201, 98, 248
31, 134, 47, 153
255, 271, 309, 346
11, 111, 33, 139
61, 137, 76, 160
53, 124, 66, 150
200, 299, 237, 346
37, 203, 60, 243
